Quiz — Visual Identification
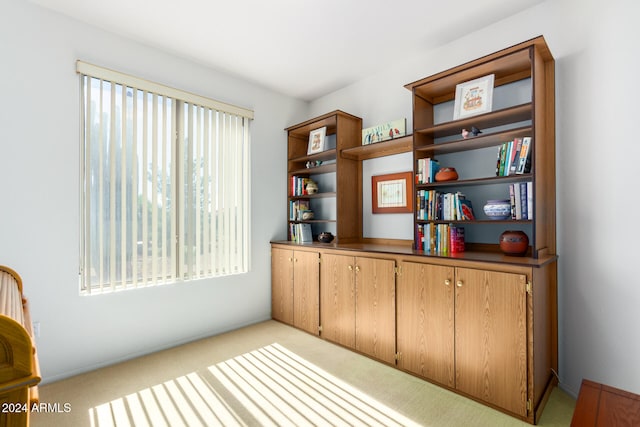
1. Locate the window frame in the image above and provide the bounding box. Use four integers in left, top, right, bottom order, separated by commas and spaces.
78, 61, 252, 294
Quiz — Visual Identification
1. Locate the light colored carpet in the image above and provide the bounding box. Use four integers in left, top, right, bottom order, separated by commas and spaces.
32, 320, 575, 426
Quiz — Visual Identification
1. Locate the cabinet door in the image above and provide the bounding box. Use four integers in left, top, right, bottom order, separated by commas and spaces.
271, 247, 293, 324
355, 257, 396, 364
293, 250, 320, 335
455, 267, 528, 417
320, 253, 355, 348
397, 261, 455, 387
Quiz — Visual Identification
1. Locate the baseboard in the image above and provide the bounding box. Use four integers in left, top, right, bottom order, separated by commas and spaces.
40, 315, 272, 385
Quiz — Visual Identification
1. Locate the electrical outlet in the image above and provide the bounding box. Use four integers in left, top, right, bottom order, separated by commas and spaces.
33, 321, 40, 338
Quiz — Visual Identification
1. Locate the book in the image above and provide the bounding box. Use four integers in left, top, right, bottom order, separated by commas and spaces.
498, 142, 508, 176
515, 137, 532, 174
520, 182, 528, 220
514, 183, 522, 219
290, 199, 310, 220
527, 181, 533, 219
509, 184, 517, 219
503, 140, 513, 175
298, 223, 313, 242
450, 226, 465, 253
509, 138, 523, 175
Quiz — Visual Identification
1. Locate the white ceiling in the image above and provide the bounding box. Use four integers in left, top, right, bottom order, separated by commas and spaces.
30, 0, 545, 101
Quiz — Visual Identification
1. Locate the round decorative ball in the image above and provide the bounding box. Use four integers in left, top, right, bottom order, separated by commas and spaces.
305, 181, 318, 195
317, 232, 334, 243
483, 199, 512, 220
499, 230, 529, 256
434, 167, 458, 182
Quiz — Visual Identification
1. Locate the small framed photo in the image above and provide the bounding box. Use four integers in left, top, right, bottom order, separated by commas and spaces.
307, 126, 327, 155
453, 74, 495, 120
372, 171, 413, 214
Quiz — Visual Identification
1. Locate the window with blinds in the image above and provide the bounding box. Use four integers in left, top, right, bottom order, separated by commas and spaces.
78, 61, 252, 294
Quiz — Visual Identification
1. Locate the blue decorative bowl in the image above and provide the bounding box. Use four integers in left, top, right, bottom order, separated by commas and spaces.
483, 199, 511, 220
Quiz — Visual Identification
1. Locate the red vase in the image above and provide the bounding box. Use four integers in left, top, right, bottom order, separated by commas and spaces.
499, 230, 529, 256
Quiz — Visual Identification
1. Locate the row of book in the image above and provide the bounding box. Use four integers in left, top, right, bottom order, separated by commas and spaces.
416, 190, 475, 221
416, 223, 465, 254
496, 137, 532, 176
289, 223, 312, 243
510, 182, 533, 220
289, 200, 310, 221
416, 158, 441, 184
291, 175, 313, 196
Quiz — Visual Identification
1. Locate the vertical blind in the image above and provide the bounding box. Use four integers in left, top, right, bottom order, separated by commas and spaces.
78, 61, 252, 294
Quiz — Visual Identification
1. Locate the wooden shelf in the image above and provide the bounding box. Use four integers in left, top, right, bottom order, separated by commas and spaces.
405, 43, 535, 104
415, 103, 532, 139
341, 135, 413, 160
289, 219, 336, 224
285, 111, 362, 243
415, 126, 532, 155
290, 192, 337, 200
416, 219, 533, 225
416, 173, 532, 189
289, 163, 336, 175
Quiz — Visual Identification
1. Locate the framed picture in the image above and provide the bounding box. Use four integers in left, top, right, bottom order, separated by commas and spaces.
453, 74, 495, 120
372, 172, 413, 214
307, 126, 327, 155
362, 118, 406, 145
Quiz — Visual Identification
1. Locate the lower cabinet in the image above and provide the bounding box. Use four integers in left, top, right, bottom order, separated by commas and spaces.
397, 258, 551, 421
271, 243, 557, 423
396, 261, 455, 387
320, 253, 396, 364
454, 267, 528, 417
271, 246, 319, 335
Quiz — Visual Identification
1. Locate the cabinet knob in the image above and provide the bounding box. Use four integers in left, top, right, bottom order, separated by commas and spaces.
348, 265, 353, 271
444, 279, 451, 286
294, 258, 298, 262
456, 280, 463, 287
355, 266, 360, 273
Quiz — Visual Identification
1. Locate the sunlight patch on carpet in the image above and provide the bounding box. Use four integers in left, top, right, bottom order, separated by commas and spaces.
89, 371, 245, 426
209, 343, 421, 427
88, 343, 421, 426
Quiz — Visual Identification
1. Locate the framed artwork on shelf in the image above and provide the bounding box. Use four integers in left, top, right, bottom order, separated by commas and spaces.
307, 126, 327, 155
372, 171, 413, 214
362, 118, 406, 145
453, 74, 495, 120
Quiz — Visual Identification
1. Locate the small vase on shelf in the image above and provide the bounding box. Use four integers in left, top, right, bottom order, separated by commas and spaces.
434, 167, 458, 182
499, 230, 529, 256
483, 199, 511, 220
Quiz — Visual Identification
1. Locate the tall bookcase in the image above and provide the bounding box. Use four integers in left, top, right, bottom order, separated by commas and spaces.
274, 37, 558, 424
285, 110, 363, 243
404, 36, 555, 259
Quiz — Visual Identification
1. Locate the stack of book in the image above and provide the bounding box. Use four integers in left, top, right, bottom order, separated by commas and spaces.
496, 137, 532, 176
289, 200, 310, 221
289, 223, 312, 243
509, 182, 533, 220
417, 224, 465, 254
291, 175, 313, 196
416, 158, 441, 184
416, 190, 475, 221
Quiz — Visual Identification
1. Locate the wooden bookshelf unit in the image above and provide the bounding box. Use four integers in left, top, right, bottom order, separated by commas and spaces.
273, 36, 558, 425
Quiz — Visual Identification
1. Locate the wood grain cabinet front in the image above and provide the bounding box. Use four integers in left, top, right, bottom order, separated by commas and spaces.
397, 257, 556, 423
271, 247, 319, 335
320, 253, 396, 364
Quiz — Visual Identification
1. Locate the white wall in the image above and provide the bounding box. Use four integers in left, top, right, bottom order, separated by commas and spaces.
4, 0, 640, 400
310, 0, 640, 397
0, 0, 306, 382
